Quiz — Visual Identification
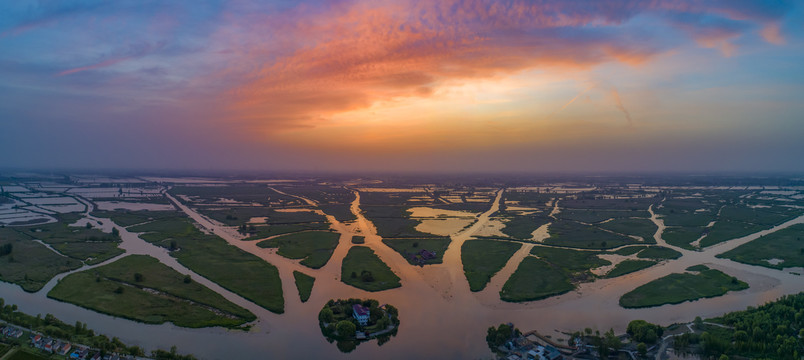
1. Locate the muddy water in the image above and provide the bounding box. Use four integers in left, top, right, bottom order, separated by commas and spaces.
2, 191, 804, 359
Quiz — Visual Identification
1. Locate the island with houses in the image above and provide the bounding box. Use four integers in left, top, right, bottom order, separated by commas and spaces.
318, 298, 400, 353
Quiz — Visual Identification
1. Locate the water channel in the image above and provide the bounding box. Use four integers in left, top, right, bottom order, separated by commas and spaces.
2, 189, 804, 359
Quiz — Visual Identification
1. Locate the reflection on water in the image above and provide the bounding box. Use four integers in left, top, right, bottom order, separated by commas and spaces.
2, 190, 804, 359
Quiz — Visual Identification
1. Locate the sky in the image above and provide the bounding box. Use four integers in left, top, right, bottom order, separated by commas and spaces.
1, 0, 803, 173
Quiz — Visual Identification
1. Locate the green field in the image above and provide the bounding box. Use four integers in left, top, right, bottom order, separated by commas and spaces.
461, 240, 521, 291
557, 209, 650, 224
7, 213, 124, 266
604, 260, 657, 278
341, 246, 400, 291
686, 264, 710, 272
382, 238, 450, 265
543, 220, 636, 249
636, 246, 682, 260
257, 231, 340, 268
5, 349, 50, 360
48, 255, 255, 328
293, 271, 315, 302
130, 216, 285, 313
698, 220, 764, 248
361, 205, 439, 238
500, 257, 574, 302
663, 226, 705, 250
619, 268, 748, 308
717, 224, 804, 269
498, 214, 550, 240
91, 210, 178, 227
243, 222, 331, 240
597, 218, 658, 241
529, 246, 609, 278
351, 236, 365, 244
0, 227, 82, 292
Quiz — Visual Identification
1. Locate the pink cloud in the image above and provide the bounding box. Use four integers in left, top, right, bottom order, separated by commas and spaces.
202, 0, 794, 130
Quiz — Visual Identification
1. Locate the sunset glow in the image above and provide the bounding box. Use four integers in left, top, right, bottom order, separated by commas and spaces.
1, 0, 802, 172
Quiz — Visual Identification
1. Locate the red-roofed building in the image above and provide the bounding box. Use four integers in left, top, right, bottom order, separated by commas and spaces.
352, 304, 370, 326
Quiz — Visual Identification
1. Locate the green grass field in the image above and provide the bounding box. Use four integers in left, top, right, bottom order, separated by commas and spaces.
351, 236, 365, 244
130, 216, 285, 313
381, 238, 450, 265
557, 209, 650, 223
717, 224, 804, 269
243, 222, 331, 240
0, 227, 82, 292
619, 268, 748, 308
663, 226, 705, 250
543, 220, 637, 249
341, 246, 400, 292
257, 231, 340, 268
636, 246, 682, 260
48, 255, 255, 328
498, 214, 550, 240
91, 210, 178, 227
293, 271, 315, 302
2, 213, 124, 267
597, 218, 658, 241
5, 349, 50, 360
604, 260, 657, 278
699, 220, 765, 248
500, 257, 574, 302
172, 236, 284, 313
461, 239, 521, 291
529, 246, 610, 276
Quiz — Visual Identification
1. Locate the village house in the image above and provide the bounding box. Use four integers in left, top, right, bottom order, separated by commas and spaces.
352, 304, 370, 326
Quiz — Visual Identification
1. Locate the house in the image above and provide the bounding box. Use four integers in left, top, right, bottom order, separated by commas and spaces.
59, 342, 72, 355
352, 304, 370, 326
418, 249, 436, 260
544, 346, 562, 360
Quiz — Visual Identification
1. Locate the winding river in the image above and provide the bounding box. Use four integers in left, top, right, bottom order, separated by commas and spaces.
3, 188, 804, 359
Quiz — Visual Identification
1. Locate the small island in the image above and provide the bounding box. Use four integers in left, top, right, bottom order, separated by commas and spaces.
318, 298, 399, 353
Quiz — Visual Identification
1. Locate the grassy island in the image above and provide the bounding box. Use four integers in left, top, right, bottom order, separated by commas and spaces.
382, 238, 450, 265
500, 257, 574, 302
619, 266, 748, 308
604, 260, 657, 278
257, 231, 340, 269
341, 246, 400, 291
318, 298, 399, 353
48, 255, 255, 328
462, 239, 521, 291
717, 224, 804, 269
293, 271, 315, 302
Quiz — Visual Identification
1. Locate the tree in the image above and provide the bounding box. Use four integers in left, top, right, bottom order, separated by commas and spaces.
0, 243, 12, 256
170, 240, 178, 251
183, 275, 191, 284
627, 320, 662, 343
114, 286, 124, 294
134, 273, 144, 282
112, 228, 120, 237
336, 320, 356, 338
694, 316, 703, 330
85, 222, 92, 229
319, 307, 334, 323
637, 342, 647, 357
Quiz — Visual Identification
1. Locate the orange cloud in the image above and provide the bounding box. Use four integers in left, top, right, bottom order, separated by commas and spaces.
217, 0, 662, 130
